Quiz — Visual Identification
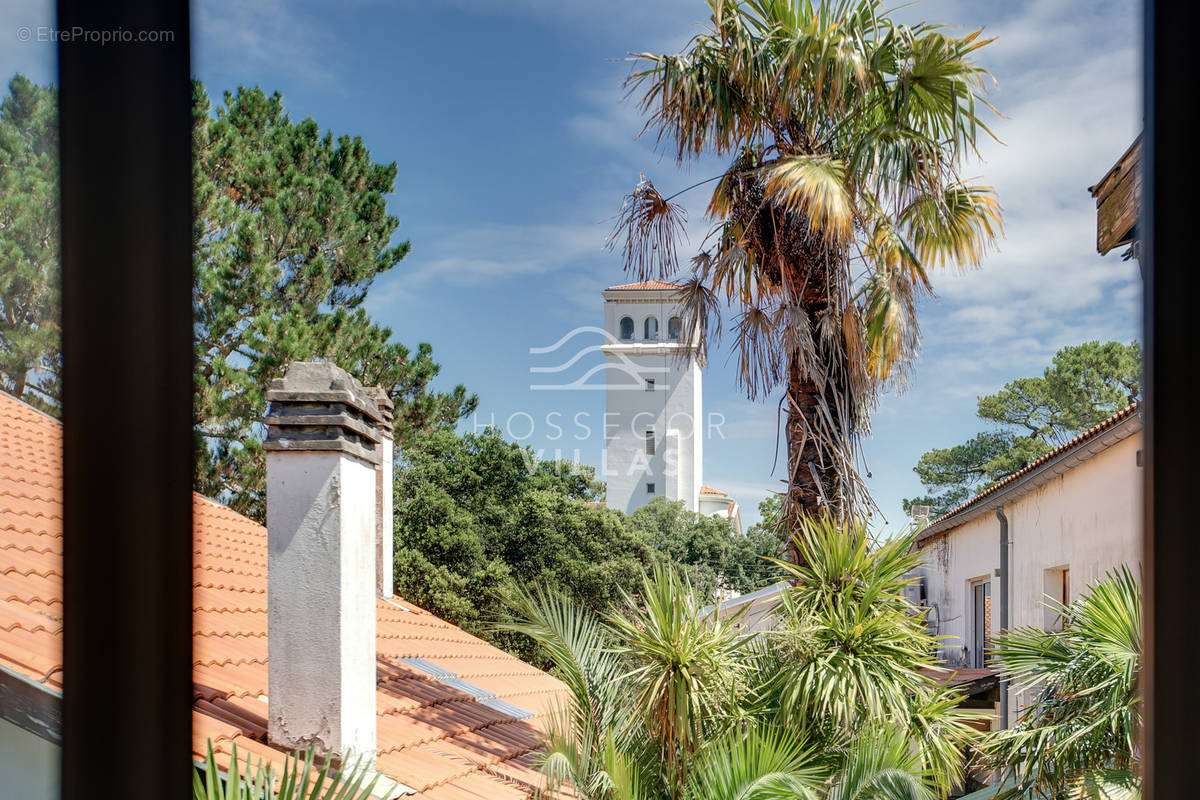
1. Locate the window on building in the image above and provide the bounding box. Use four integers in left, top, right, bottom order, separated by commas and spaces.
645, 430, 655, 455
645, 378, 655, 392
970, 579, 992, 669
667, 316, 681, 340
1044, 565, 1070, 631
644, 316, 659, 340
619, 316, 634, 341
646, 482, 655, 494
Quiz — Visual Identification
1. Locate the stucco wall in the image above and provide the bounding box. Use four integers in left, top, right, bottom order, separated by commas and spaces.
266, 449, 378, 756
0, 718, 58, 800
603, 291, 702, 515
915, 430, 1142, 722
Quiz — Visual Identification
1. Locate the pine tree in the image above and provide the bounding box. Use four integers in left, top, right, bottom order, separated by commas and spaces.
0, 76, 476, 520
0, 75, 60, 414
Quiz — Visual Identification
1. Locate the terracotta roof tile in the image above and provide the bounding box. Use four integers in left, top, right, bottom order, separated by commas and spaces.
922, 401, 1142, 531
0, 391, 567, 798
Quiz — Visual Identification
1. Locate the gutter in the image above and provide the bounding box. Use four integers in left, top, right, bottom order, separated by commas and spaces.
995, 507, 1009, 730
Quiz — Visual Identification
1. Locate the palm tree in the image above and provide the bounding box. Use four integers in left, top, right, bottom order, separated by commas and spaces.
611, 0, 1002, 528
982, 567, 1141, 800
500, 519, 982, 800
192, 741, 379, 800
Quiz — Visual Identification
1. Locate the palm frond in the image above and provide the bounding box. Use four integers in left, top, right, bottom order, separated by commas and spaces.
685, 726, 824, 800
608, 176, 688, 282
983, 567, 1142, 798
762, 155, 853, 243
902, 181, 1002, 270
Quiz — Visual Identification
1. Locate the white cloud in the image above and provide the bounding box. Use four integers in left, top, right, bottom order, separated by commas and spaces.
193, 0, 345, 86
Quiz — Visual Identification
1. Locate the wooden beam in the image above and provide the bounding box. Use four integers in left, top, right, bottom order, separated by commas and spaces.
1090, 136, 1141, 255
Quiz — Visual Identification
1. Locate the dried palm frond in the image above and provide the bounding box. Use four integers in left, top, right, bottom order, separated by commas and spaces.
676, 274, 721, 365
734, 305, 782, 399
607, 175, 687, 282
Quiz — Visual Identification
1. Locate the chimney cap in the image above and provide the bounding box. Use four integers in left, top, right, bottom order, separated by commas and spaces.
365, 385, 395, 428
263, 362, 385, 464
265, 362, 385, 421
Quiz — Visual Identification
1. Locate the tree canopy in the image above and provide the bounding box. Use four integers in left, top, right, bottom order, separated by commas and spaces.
0, 75, 476, 520
392, 427, 780, 664
0, 75, 59, 414
192, 84, 475, 519
905, 340, 1142, 518
500, 518, 982, 800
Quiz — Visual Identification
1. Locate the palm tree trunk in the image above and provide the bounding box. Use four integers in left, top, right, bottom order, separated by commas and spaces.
781, 246, 846, 563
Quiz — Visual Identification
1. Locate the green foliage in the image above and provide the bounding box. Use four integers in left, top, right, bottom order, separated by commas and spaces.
192, 740, 378, 800
392, 427, 657, 663
905, 341, 1142, 517
500, 517, 983, 800
0, 75, 475, 520
631, 496, 787, 598
392, 427, 775, 665
191, 83, 475, 519
982, 568, 1142, 800
0, 75, 59, 414
768, 518, 981, 795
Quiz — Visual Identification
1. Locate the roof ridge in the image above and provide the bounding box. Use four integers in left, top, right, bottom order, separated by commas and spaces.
924, 400, 1142, 528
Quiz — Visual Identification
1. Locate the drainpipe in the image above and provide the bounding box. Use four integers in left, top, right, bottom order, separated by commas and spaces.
995, 506, 1010, 729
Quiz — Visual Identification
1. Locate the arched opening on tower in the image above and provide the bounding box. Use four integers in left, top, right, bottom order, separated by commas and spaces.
667, 316, 681, 340
643, 316, 659, 341
619, 316, 634, 341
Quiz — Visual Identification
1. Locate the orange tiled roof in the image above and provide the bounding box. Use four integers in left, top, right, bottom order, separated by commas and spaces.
699, 485, 724, 495
0, 392, 568, 799
605, 280, 683, 291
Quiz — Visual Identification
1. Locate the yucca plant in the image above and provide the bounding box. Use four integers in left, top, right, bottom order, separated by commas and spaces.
610, 0, 1002, 529
192, 740, 380, 800
982, 567, 1142, 800
501, 519, 982, 800
766, 517, 982, 796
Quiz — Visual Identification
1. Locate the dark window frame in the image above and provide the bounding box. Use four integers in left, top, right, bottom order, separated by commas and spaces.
58, 1, 194, 798
1143, 2, 1195, 794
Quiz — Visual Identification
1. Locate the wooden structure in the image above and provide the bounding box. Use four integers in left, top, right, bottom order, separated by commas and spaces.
1089, 135, 1142, 255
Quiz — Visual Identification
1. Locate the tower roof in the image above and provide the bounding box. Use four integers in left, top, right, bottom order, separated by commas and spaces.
605, 280, 684, 291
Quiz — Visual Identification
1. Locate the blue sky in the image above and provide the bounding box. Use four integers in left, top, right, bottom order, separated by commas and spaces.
3, 0, 1142, 529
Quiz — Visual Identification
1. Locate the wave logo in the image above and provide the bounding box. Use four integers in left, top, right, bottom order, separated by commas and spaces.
529, 326, 670, 391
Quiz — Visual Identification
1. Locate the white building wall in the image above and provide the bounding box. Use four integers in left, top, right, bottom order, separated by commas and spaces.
602, 288, 703, 515
915, 428, 1142, 726
0, 718, 58, 800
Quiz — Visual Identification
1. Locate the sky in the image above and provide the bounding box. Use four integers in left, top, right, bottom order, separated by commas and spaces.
2, 0, 1142, 529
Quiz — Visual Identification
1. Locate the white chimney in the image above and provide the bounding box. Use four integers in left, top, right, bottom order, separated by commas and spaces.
263, 362, 382, 759
366, 386, 395, 598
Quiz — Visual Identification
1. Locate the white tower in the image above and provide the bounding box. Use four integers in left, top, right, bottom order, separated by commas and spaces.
602, 281, 703, 515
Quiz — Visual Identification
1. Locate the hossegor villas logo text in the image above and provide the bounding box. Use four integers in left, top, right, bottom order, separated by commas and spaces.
463, 325, 728, 477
